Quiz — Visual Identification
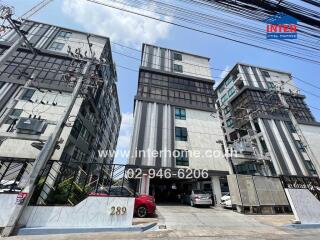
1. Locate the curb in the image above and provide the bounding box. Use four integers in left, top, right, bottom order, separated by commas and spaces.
17, 223, 157, 235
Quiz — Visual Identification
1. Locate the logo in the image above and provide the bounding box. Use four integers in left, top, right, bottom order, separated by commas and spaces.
265, 13, 298, 39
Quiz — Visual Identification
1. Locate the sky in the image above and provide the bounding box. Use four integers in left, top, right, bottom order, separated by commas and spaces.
7, 0, 320, 164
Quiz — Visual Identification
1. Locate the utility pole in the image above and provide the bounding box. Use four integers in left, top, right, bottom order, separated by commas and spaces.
1, 60, 92, 237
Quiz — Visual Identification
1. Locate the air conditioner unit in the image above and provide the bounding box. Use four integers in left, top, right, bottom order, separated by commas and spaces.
16, 117, 47, 135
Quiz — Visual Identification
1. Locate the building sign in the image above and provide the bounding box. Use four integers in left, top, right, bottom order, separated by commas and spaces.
265, 13, 298, 39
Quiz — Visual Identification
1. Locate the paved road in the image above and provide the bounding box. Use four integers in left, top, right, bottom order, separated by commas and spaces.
3, 204, 320, 239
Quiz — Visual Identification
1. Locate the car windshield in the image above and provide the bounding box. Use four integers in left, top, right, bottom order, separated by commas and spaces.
193, 190, 206, 194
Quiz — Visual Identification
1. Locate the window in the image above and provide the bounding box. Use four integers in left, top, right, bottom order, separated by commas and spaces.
5, 109, 22, 124
254, 121, 261, 133
175, 149, 189, 166
49, 42, 65, 51
173, 53, 182, 61
228, 86, 236, 97
296, 140, 306, 152
226, 118, 233, 127
225, 75, 234, 86
173, 64, 183, 73
304, 160, 317, 175
262, 71, 270, 78
58, 31, 72, 39
175, 108, 186, 120
223, 106, 231, 115
175, 127, 188, 141
21, 89, 35, 100
287, 122, 296, 133
259, 137, 268, 154
221, 93, 228, 104
70, 118, 82, 139
267, 81, 276, 90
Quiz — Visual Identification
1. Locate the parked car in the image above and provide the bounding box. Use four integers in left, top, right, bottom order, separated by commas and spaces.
182, 190, 212, 207
220, 193, 232, 208
92, 186, 156, 218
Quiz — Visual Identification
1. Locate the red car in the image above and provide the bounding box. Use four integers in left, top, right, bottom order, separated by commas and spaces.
134, 193, 156, 218
90, 186, 156, 218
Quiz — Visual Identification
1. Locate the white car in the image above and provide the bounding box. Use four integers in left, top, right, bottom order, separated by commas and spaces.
220, 193, 232, 208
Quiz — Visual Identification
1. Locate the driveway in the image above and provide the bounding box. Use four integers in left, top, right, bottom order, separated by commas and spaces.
156, 204, 320, 239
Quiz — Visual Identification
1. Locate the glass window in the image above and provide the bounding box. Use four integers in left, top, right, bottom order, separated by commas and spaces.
5, 109, 23, 124
225, 75, 234, 86
228, 86, 236, 97
175, 108, 186, 120
304, 160, 317, 175
70, 118, 82, 139
173, 64, 183, 73
175, 127, 188, 141
175, 149, 189, 166
262, 71, 270, 78
221, 93, 228, 104
49, 42, 65, 51
267, 81, 276, 90
173, 53, 182, 61
21, 89, 35, 100
296, 140, 306, 152
223, 106, 231, 115
287, 122, 296, 133
58, 31, 72, 39
226, 118, 233, 127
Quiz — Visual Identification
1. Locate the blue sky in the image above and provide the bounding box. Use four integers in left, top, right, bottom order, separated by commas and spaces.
9, 0, 320, 164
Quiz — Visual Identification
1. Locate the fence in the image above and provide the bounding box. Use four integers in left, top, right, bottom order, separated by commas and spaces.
0, 159, 137, 206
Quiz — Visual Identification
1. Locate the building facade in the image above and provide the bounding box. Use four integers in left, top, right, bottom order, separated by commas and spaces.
0, 20, 121, 192
129, 44, 230, 203
215, 63, 319, 177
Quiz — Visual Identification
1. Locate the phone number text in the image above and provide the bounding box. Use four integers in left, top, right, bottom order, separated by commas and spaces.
126, 168, 209, 179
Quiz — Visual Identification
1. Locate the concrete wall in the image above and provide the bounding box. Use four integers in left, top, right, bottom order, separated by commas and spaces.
141, 44, 211, 80
299, 124, 320, 174
227, 175, 288, 207
0, 90, 83, 161
0, 194, 17, 227
0, 195, 134, 228
20, 196, 134, 228
175, 109, 228, 171
285, 188, 320, 224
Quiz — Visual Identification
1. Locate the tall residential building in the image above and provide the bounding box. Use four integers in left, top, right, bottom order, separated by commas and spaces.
129, 44, 230, 203
0, 20, 121, 184
215, 63, 319, 177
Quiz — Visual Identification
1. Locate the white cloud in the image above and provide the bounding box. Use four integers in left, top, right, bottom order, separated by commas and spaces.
62, 0, 171, 47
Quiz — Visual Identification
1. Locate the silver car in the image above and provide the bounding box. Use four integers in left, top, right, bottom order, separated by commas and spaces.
184, 190, 212, 207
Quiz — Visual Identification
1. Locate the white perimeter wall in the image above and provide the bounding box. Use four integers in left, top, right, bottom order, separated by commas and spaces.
0, 195, 134, 228
0, 194, 17, 227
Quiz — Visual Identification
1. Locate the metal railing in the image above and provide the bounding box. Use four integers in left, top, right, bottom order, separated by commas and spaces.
279, 175, 320, 201
0, 160, 138, 206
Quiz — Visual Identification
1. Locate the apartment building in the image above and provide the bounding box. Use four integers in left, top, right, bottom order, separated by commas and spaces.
128, 43, 230, 203
215, 63, 319, 177
0, 20, 121, 188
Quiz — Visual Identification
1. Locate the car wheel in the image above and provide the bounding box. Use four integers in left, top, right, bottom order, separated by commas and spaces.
137, 206, 147, 218
190, 200, 194, 207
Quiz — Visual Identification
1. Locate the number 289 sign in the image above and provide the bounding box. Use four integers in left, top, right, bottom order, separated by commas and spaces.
110, 206, 127, 215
